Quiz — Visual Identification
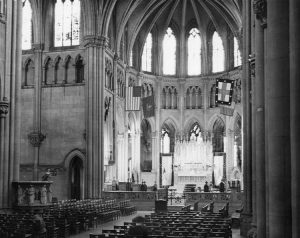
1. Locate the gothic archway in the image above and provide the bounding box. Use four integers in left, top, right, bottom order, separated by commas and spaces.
69, 156, 83, 200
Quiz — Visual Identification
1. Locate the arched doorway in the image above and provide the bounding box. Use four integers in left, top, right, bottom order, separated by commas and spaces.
70, 156, 83, 200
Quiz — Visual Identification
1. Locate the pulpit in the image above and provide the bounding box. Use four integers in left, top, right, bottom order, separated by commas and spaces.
12, 181, 53, 210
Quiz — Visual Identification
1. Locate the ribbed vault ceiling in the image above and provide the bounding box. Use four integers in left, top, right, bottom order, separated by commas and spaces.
111, 0, 243, 58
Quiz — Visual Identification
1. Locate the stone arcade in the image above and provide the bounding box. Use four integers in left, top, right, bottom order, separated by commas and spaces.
0, 0, 300, 237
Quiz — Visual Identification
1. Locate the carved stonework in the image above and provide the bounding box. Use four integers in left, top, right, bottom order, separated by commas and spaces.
0, 97, 9, 118
253, 0, 267, 28
82, 35, 109, 48
28, 131, 46, 147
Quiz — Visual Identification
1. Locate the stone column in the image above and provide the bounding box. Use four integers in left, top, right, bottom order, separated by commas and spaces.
31, 43, 45, 181
83, 36, 107, 198
290, 0, 300, 237
0, 0, 22, 207
151, 132, 159, 184
155, 79, 162, 184
265, 0, 291, 237
240, 0, 253, 236
253, 0, 267, 236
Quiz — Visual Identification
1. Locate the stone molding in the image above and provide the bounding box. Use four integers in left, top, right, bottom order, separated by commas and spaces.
253, 0, 267, 28
82, 35, 109, 48
28, 131, 46, 147
0, 97, 9, 118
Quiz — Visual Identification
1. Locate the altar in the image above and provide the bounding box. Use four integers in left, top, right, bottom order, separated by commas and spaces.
173, 136, 213, 188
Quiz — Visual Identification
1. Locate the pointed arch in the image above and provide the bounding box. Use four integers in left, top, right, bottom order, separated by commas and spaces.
22, 0, 32, 50
212, 31, 225, 73
163, 26, 177, 75
64, 149, 86, 200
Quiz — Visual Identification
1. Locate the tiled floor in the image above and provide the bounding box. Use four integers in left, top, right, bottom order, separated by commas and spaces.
69, 211, 242, 238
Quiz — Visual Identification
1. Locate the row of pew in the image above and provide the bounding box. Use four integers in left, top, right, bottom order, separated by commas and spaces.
90, 203, 232, 238
0, 198, 136, 238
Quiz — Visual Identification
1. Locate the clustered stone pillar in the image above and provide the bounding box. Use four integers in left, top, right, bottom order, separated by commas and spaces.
240, 0, 253, 236
0, 0, 22, 207
253, 0, 266, 236
265, 0, 291, 237
290, 0, 300, 237
84, 36, 107, 198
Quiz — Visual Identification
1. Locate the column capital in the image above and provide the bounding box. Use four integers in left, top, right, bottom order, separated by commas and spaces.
28, 131, 46, 147
0, 97, 9, 118
253, 0, 267, 28
82, 35, 109, 48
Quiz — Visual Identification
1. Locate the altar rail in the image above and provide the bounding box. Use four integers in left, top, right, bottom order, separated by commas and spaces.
102, 190, 243, 212
102, 189, 167, 211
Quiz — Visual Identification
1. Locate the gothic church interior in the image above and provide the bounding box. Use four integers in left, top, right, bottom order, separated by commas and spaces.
0, 0, 299, 237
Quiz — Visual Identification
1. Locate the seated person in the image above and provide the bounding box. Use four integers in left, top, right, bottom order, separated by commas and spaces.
32, 213, 47, 237
127, 216, 149, 237
204, 181, 209, 192
219, 181, 225, 192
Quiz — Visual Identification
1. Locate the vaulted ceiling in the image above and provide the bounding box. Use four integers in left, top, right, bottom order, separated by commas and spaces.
109, 0, 243, 59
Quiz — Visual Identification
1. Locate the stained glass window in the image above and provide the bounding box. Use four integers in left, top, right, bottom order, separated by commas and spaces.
188, 28, 201, 76
212, 32, 225, 73
234, 37, 242, 67
163, 27, 176, 75
55, 0, 80, 47
190, 123, 201, 141
22, 0, 32, 50
142, 33, 152, 72
161, 128, 170, 154
129, 50, 133, 67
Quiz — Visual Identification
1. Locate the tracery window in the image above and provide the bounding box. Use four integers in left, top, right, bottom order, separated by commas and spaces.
161, 128, 170, 154
234, 37, 242, 67
142, 33, 152, 72
188, 28, 201, 75
163, 27, 176, 75
212, 32, 225, 73
22, 0, 32, 50
189, 123, 201, 141
55, 0, 80, 47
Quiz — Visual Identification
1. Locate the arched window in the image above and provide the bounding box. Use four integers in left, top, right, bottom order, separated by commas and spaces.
22, 0, 32, 50
129, 50, 133, 67
212, 118, 225, 152
163, 27, 176, 75
188, 28, 201, 75
189, 123, 201, 141
234, 37, 242, 67
142, 33, 152, 72
161, 128, 170, 154
212, 32, 225, 73
55, 0, 80, 47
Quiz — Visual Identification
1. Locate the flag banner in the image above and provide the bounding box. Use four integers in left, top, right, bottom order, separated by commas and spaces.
142, 94, 155, 118
215, 78, 234, 105
126, 86, 141, 111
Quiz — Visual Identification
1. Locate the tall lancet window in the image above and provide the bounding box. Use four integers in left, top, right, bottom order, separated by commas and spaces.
212, 32, 225, 73
55, 0, 80, 47
163, 27, 176, 75
142, 33, 152, 72
234, 37, 242, 67
188, 28, 201, 75
22, 0, 32, 50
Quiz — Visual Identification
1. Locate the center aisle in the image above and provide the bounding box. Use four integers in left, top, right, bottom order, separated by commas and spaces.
69, 211, 242, 238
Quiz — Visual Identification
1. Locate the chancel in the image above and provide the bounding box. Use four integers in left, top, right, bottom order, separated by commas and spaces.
0, 0, 299, 238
